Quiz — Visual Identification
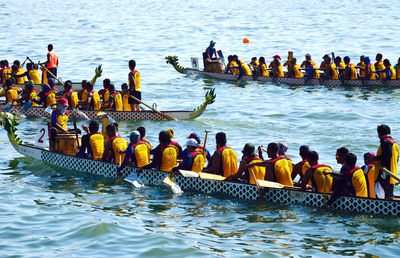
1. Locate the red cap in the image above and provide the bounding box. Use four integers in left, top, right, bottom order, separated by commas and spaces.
273, 55, 281, 60
58, 98, 68, 106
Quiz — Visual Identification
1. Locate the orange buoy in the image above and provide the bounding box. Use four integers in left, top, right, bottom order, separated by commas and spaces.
243, 38, 249, 44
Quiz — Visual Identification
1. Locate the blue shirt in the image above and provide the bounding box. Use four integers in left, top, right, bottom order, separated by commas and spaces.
178, 147, 211, 160
173, 151, 196, 171
120, 144, 135, 167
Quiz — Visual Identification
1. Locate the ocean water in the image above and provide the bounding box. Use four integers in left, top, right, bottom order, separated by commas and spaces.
1, 0, 400, 256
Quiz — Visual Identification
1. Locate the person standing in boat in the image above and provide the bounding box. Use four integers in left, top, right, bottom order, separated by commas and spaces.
300, 150, 333, 193
40, 44, 58, 79
117, 131, 149, 176
102, 123, 128, 164
128, 60, 141, 112
173, 139, 205, 173
76, 121, 104, 160
203, 132, 237, 177
143, 130, 178, 172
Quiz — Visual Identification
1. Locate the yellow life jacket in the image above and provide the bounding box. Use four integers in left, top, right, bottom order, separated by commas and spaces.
55, 110, 68, 131
130, 142, 149, 167
29, 89, 39, 107
349, 167, 368, 197
293, 64, 303, 78
270, 156, 293, 186
111, 136, 128, 164
300, 160, 311, 186
218, 146, 237, 177
348, 63, 358, 80
6, 86, 20, 105
90, 91, 101, 111
247, 156, 266, 185
16, 68, 26, 84
368, 64, 376, 80
329, 63, 338, 79
363, 164, 376, 198
260, 63, 269, 77
1, 67, 12, 84
311, 64, 320, 79
240, 60, 252, 76
376, 137, 399, 185
160, 144, 177, 172
310, 164, 333, 193
103, 90, 110, 110
45, 91, 56, 107
122, 93, 132, 111
140, 139, 151, 159
277, 64, 284, 78
41, 68, 48, 84
359, 61, 366, 77
189, 151, 205, 173
70, 92, 78, 109
376, 61, 386, 79
230, 61, 239, 75
389, 65, 396, 79
79, 89, 88, 101
28, 69, 41, 84
112, 92, 123, 111
129, 70, 141, 92
89, 132, 104, 160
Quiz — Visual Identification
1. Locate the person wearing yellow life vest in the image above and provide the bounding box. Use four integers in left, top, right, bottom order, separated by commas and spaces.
300, 53, 316, 68
172, 139, 205, 173
49, 98, 71, 151
166, 128, 182, 154
11, 64, 26, 85
106, 84, 123, 111
257, 57, 269, 77
304, 60, 320, 82
225, 143, 266, 185
117, 131, 150, 176
128, 60, 141, 112
287, 58, 303, 78
376, 59, 397, 81
394, 57, 400, 79
300, 150, 333, 193
356, 55, 366, 78
4, 78, 22, 105
121, 83, 132, 111
325, 153, 368, 207
78, 80, 88, 102
203, 132, 237, 178
33, 84, 55, 107
76, 121, 104, 160
375, 53, 386, 79
62, 80, 78, 109
102, 123, 128, 164
235, 57, 252, 78
81, 82, 100, 111
361, 152, 376, 198
291, 145, 311, 186
47, 78, 59, 96
15, 63, 41, 85
15, 82, 39, 107
324, 56, 339, 79
0, 60, 12, 84
248, 57, 260, 73
343, 56, 358, 80
368, 124, 399, 199
363, 56, 376, 80
271, 55, 284, 78
319, 54, 330, 70
143, 130, 178, 172
331, 52, 346, 79
40, 44, 58, 79
137, 126, 152, 159
225, 55, 240, 75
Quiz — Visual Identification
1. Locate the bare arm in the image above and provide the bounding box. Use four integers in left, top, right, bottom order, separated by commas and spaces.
203, 151, 221, 174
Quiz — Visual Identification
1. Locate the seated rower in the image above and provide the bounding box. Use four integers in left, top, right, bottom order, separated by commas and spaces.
324, 56, 339, 79
225, 143, 266, 184
48, 78, 60, 95
203, 132, 237, 177
376, 59, 396, 81
257, 57, 269, 77
76, 121, 104, 160
117, 131, 149, 176
1, 60, 12, 84
15, 82, 39, 107
225, 55, 239, 75
62, 80, 79, 109
166, 128, 182, 154
14, 63, 41, 85
173, 139, 205, 173
249, 142, 293, 186
235, 58, 252, 76
99, 78, 111, 110
325, 153, 368, 207
343, 56, 358, 80
395, 57, 400, 79
291, 145, 311, 185
12, 60, 26, 84
287, 58, 303, 78
143, 130, 178, 172
375, 53, 386, 79
104, 84, 123, 111
320, 54, 330, 70
271, 55, 284, 78
33, 84, 55, 107
121, 83, 132, 111
248, 57, 259, 73
356, 55, 366, 78
304, 60, 320, 81
300, 53, 316, 68
102, 123, 128, 164
364, 56, 376, 80
300, 150, 333, 193
137, 126, 152, 159
186, 132, 211, 163
82, 82, 101, 110
5, 78, 22, 105
78, 80, 88, 102
361, 152, 376, 198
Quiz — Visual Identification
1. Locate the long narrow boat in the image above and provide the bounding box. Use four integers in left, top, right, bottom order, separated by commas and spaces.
0, 89, 216, 121
166, 56, 400, 87
1, 113, 399, 216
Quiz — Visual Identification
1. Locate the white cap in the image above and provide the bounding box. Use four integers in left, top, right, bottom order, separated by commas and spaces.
185, 139, 198, 147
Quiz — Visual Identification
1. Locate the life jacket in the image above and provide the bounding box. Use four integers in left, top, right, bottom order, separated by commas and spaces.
189, 150, 205, 173
79, 89, 88, 101
28, 69, 41, 84
129, 70, 141, 91
376, 61, 386, 79
47, 50, 58, 69
89, 132, 104, 160
6, 86, 21, 105
129, 142, 149, 167
139, 138, 151, 159
293, 64, 303, 78
346, 167, 368, 197
111, 91, 123, 111
284, 156, 293, 174
170, 141, 182, 154
122, 93, 132, 111
29, 88, 40, 107
71, 91, 78, 109
367, 63, 376, 80
260, 63, 269, 77
347, 63, 358, 80
388, 65, 396, 79
359, 61, 366, 77
276, 64, 284, 78
195, 145, 208, 158
218, 146, 238, 177
269, 155, 293, 186
328, 62, 339, 79
230, 61, 239, 75
15, 68, 26, 84
376, 136, 399, 185
239, 60, 252, 76
54, 109, 69, 131
89, 90, 101, 111
45, 91, 56, 107
1, 67, 12, 83
102, 89, 110, 110
297, 159, 311, 186
245, 155, 266, 185
41, 68, 48, 84
309, 164, 333, 193
160, 144, 177, 172
362, 164, 375, 198
310, 64, 320, 79
110, 136, 128, 164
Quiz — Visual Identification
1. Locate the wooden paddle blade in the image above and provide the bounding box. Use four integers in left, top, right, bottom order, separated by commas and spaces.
199, 172, 225, 181
256, 179, 285, 188
179, 170, 200, 178
163, 174, 175, 187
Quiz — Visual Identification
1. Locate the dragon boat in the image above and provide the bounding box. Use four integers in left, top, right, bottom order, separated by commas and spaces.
0, 89, 216, 121
1, 113, 399, 216
166, 56, 400, 87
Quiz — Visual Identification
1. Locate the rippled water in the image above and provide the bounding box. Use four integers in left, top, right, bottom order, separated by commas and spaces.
1, 0, 400, 257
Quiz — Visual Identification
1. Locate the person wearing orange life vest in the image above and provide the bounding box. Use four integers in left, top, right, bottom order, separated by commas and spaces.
291, 145, 311, 185
62, 80, 78, 109
128, 60, 141, 111
324, 56, 339, 79
324, 153, 368, 207
300, 150, 333, 193
172, 139, 205, 173
40, 44, 58, 79
361, 152, 376, 198
249, 142, 293, 186
376, 59, 397, 81
143, 130, 178, 172
102, 123, 128, 164
76, 120, 104, 160
375, 53, 386, 79
343, 56, 358, 80
117, 131, 150, 176
121, 83, 132, 111
363, 56, 376, 80
166, 128, 182, 154
225, 143, 266, 185
203, 132, 237, 178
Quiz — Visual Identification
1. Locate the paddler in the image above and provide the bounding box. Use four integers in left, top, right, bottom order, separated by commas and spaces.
343, 56, 358, 80
5, 78, 22, 105
361, 152, 376, 198
1, 60, 11, 84
102, 123, 128, 164
203, 132, 237, 177
105, 84, 123, 111
121, 83, 132, 111
142, 130, 178, 172
291, 145, 311, 185
300, 53, 316, 68
271, 55, 284, 78
62, 80, 78, 109
300, 150, 333, 193
137, 126, 152, 159
257, 57, 269, 77
11, 63, 26, 85
128, 60, 141, 112
14, 82, 39, 107
187, 132, 211, 163
225, 143, 266, 184
368, 124, 399, 199
395, 57, 400, 79
376, 59, 396, 81
304, 60, 320, 82
82, 82, 101, 110
331, 52, 346, 79
78, 80, 88, 102
234, 57, 252, 78
287, 58, 303, 78
225, 55, 239, 75
117, 131, 149, 176
356, 55, 366, 78
40, 44, 58, 79
248, 57, 259, 73
172, 139, 205, 173
166, 128, 182, 154
33, 84, 55, 107
324, 153, 368, 207
364, 56, 376, 80
277, 142, 293, 173
375, 53, 386, 79
48, 78, 59, 95
324, 56, 339, 79
76, 121, 104, 160
99, 78, 111, 109
249, 142, 293, 186
319, 54, 330, 70
13, 63, 41, 85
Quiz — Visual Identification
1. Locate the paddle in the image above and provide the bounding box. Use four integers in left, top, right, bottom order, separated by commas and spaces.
124, 171, 144, 188
129, 95, 177, 121
27, 57, 64, 85
249, 167, 261, 193
202, 130, 210, 159
163, 173, 183, 194
22, 100, 32, 112
374, 162, 400, 183
72, 116, 80, 148
4, 91, 23, 112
